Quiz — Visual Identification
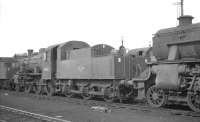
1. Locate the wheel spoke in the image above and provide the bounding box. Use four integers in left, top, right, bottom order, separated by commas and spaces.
103, 87, 114, 102
146, 85, 167, 108
187, 92, 200, 112
81, 86, 92, 100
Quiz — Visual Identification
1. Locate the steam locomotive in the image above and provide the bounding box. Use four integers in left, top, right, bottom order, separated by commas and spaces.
146, 15, 200, 112
0, 5, 200, 112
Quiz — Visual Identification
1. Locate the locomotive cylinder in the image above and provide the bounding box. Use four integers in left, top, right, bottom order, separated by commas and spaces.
152, 64, 186, 90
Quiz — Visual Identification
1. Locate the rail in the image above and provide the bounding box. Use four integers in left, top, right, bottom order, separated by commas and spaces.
0, 105, 71, 122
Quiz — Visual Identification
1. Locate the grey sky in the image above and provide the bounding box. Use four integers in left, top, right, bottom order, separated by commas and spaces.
0, 0, 199, 57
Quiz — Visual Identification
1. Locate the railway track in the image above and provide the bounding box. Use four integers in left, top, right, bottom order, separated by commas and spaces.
0, 105, 71, 122
1, 90, 200, 118
0, 108, 45, 122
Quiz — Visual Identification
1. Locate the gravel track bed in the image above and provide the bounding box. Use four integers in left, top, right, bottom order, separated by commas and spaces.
1, 90, 200, 118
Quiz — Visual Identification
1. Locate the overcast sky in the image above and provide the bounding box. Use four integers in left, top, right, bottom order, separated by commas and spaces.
0, 0, 199, 57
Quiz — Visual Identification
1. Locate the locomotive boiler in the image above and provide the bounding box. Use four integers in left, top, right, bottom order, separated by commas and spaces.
12, 49, 44, 93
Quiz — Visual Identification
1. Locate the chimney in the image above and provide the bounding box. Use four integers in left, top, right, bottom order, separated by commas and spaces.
27, 49, 33, 57
39, 48, 45, 53
178, 15, 194, 26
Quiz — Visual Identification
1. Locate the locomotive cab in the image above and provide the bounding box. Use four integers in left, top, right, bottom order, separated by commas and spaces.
42, 45, 59, 80
0, 58, 18, 89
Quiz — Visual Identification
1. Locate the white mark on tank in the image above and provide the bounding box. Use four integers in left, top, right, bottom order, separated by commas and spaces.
43, 68, 49, 71
78, 65, 85, 72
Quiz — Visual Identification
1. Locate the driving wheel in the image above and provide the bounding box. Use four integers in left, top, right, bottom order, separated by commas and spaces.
187, 92, 200, 112
146, 85, 167, 108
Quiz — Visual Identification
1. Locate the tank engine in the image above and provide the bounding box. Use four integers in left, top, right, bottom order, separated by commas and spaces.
37, 41, 149, 100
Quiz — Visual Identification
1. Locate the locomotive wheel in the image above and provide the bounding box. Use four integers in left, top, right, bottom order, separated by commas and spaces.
187, 92, 200, 112
103, 87, 115, 102
15, 84, 20, 92
81, 86, 92, 100
36, 85, 42, 95
31, 85, 38, 94
24, 84, 31, 93
146, 85, 167, 108
46, 83, 55, 96
62, 85, 71, 97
